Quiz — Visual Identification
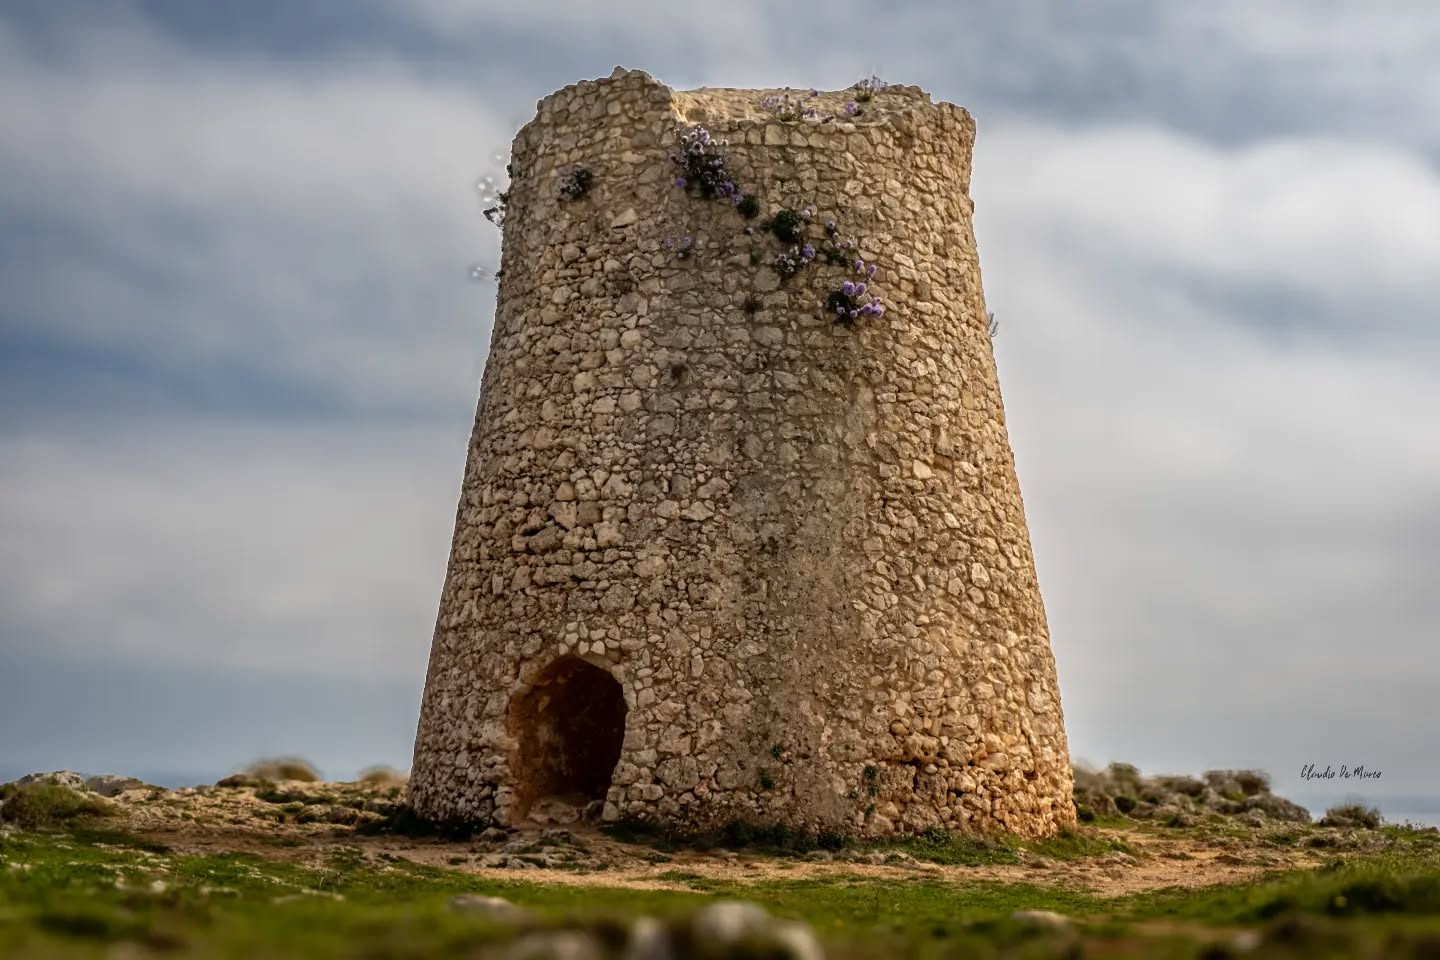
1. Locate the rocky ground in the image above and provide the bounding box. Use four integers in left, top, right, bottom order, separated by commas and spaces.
3, 762, 1439, 958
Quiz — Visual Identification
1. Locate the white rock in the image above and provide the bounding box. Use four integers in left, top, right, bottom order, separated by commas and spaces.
681, 502, 714, 522
622, 917, 674, 960
85, 775, 150, 797
1010, 909, 1071, 930
768, 920, 825, 960
690, 901, 772, 945
13, 771, 87, 791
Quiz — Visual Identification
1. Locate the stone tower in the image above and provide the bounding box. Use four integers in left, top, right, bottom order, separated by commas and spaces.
409, 68, 1075, 838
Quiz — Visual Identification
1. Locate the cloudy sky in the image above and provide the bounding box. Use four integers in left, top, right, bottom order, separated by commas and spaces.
2, 1, 1437, 814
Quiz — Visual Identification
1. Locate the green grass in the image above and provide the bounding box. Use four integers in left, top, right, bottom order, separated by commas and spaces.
0, 827, 1105, 958
1125, 851, 1440, 924
603, 817, 1133, 867
602, 816, 849, 855
7, 819, 1440, 958
887, 825, 1137, 866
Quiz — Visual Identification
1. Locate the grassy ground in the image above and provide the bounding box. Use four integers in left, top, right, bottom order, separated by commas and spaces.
4, 781, 1440, 958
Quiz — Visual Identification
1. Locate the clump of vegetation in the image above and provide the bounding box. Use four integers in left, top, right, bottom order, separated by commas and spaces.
663, 234, 694, 260
477, 163, 511, 228
605, 816, 845, 855
883, 826, 1135, 867
773, 243, 815, 279
759, 88, 822, 121
355, 804, 486, 842
356, 765, 408, 788
608, 813, 1134, 871
816, 218, 858, 266
671, 124, 744, 205
0, 783, 113, 829
759, 207, 810, 245
667, 123, 891, 326
851, 74, 888, 103
220, 757, 321, 785
557, 166, 593, 202
1321, 803, 1384, 829
826, 267, 885, 325
1207, 768, 1272, 797
1135, 852, 1440, 923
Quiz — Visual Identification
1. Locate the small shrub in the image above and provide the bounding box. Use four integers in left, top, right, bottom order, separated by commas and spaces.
607, 816, 848, 855
663, 235, 694, 260
298, 804, 362, 826
1107, 762, 1142, 784
557, 166, 593, 202
255, 786, 312, 804
826, 261, 885, 325
736, 193, 761, 219
215, 774, 260, 788
237, 757, 321, 782
818, 219, 857, 266
893, 828, 1014, 866
0, 783, 113, 829
759, 88, 823, 121
760, 207, 809, 245
758, 770, 775, 790
1235, 770, 1271, 796
1114, 795, 1138, 815
769, 744, 783, 760
773, 243, 816, 278
355, 805, 482, 841
1320, 803, 1383, 829
671, 124, 744, 205
852, 74, 888, 103
356, 766, 408, 788
713, 819, 836, 853
477, 167, 511, 228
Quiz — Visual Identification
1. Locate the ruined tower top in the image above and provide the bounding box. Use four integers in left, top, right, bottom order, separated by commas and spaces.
409, 68, 1074, 838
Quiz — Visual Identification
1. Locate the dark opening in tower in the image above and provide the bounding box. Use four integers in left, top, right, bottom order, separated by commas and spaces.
509, 657, 626, 820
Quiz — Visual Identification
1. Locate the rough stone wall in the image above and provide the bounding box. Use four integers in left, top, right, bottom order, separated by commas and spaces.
409, 68, 1075, 838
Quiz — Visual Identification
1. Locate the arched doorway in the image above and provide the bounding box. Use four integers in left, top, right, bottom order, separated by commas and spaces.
509, 657, 626, 822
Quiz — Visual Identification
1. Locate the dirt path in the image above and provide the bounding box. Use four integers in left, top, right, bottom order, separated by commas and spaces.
129, 817, 1326, 899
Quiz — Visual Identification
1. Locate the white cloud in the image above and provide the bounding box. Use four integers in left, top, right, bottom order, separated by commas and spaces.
980, 122, 1440, 312
0, 417, 462, 679
974, 120, 1440, 792
0, 14, 509, 414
